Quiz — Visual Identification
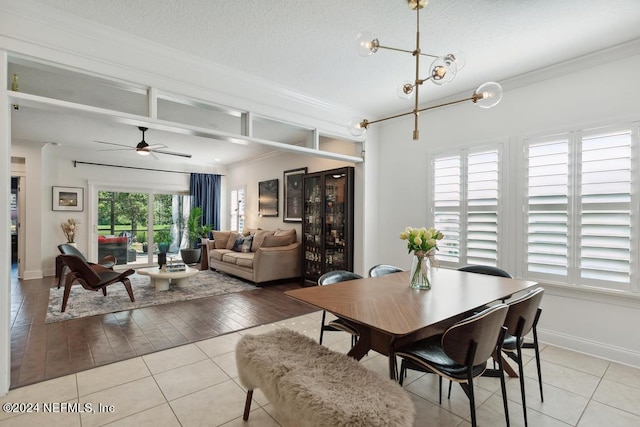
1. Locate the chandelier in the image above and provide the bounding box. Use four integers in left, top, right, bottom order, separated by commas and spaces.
348, 0, 503, 140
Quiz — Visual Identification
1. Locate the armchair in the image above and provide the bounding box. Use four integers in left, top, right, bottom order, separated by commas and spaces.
59, 254, 135, 312
57, 243, 117, 288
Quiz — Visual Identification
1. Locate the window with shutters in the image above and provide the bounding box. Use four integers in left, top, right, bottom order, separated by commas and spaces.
523, 127, 637, 291
432, 146, 503, 268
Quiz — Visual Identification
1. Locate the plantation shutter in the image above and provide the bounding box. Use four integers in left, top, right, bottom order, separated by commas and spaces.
433, 155, 461, 263
466, 149, 500, 266
432, 146, 502, 266
525, 128, 635, 290
579, 130, 631, 286
525, 138, 569, 277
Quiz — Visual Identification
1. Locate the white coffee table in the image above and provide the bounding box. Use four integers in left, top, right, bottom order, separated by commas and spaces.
137, 266, 200, 291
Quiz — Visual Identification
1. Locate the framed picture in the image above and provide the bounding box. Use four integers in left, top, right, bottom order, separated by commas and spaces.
52, 186, 84, 211
258, 179, 279, 217
283, 167, 307, 222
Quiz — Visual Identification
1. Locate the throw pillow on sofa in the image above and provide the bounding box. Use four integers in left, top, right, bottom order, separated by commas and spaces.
231, 234, 245, 252
242, 235, 254, 253
251, 230, 275, 251
226, 232, 240, 250
274, 228, 296, 245
212, 231, 231, 249
262, 235, 292, 248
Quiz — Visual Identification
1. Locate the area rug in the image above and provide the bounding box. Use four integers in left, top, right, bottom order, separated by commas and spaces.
46, 270, 257, 323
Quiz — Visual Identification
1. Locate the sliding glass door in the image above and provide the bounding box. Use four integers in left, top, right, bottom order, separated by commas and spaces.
97, 190, 189, 266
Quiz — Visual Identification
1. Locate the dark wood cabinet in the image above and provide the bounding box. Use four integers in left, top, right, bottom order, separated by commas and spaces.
302, 167, 354, 286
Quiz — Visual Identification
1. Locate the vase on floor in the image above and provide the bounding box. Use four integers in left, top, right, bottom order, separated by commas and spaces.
409, 251, 431, 290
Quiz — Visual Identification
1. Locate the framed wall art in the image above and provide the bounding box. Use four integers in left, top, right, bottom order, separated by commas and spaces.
52, 186, 84, 211
283, 167, 307, 222
258, 178, 279, 217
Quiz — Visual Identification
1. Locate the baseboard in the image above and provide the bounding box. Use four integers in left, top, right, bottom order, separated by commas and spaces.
22, 270, 44, 281
539, 328, 640, 369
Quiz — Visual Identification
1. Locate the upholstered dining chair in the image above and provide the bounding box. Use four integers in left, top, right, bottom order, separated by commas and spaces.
57, 243, 117, 288
368, 264, 404, 277
494, 287, 545, 427
458, 264, 512, 278
458, 264, 513, 306
396, 304, 511, 427
317, 270, 363, 347
59, 254, 135, 312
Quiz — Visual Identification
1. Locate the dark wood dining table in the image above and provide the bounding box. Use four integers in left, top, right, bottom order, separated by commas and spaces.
285, 269, 538, 380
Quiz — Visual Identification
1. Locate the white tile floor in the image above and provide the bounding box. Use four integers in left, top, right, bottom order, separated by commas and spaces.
1, 311, 639, 426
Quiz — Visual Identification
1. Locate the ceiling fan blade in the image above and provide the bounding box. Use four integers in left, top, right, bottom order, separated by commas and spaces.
146, 144, 167, 150
152, 149, 192, 158
94, 140, 134, 148
98, 148, 134, 152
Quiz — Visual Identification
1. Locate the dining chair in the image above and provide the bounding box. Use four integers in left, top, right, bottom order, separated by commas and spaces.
368, 264, 404, 277
396, 304, 511, 427
57, 243, 117, 288
458, 264, 512, 306
458, 264, 512, 278
317, 270, 363, 347
59, 254, 135, 312
491, 287, 545, 427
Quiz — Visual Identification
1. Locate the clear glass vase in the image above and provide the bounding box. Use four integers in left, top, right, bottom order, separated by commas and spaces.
409, 253, 431, 290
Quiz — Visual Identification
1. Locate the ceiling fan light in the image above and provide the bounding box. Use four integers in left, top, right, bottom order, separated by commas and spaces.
136, 139, 150, 155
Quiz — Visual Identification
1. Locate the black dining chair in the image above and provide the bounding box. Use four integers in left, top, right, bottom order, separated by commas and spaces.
458, 264, 512, 278
317, 270, 363, 347
459, 265, 512, 306
368, 264, 404, 277
490, 287, 545, 427
397, 304, 511, 427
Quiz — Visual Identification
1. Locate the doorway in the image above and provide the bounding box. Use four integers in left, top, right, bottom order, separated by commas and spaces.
10, 175, 24, 279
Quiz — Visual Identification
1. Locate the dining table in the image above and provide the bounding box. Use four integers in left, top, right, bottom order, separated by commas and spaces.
285, 268, 539, 380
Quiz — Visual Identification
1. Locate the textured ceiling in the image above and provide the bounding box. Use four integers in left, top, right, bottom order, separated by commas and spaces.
29, 0, 640, 117
12, 0, 640, 167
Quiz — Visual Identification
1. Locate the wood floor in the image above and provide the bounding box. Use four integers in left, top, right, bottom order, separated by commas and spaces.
9, 265, 316, 389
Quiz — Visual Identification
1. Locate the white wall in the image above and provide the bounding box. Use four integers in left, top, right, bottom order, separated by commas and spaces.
375, 52, 640, 367
225, 149, 368, 272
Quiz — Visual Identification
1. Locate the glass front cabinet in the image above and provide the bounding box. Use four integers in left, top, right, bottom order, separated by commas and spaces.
302, 166, 355, 286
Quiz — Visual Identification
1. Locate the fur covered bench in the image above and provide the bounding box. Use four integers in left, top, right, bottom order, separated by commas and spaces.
235, 329, 415, 427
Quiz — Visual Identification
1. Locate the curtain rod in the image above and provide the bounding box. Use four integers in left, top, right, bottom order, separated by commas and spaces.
72, 160, 224, 176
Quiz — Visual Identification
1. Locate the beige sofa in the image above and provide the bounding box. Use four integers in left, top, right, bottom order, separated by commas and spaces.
206, 228, 301, 285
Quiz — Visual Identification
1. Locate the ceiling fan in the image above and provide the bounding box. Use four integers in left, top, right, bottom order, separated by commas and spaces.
95, 126, 192, 159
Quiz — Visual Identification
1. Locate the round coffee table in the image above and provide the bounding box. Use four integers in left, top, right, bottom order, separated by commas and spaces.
137, 266, 199, 291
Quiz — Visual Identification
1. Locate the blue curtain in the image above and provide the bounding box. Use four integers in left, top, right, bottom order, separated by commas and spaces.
189, 173, 221, 230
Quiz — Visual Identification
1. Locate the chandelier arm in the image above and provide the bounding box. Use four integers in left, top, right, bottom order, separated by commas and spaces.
376, 44, 440, 59
365, 110, 416, 126
416, 96, 475, 114
376, 45, 415, 55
